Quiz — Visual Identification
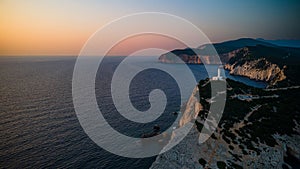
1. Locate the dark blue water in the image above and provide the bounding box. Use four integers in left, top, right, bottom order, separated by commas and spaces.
95, 57, 180, 138
0, 56, 267, 168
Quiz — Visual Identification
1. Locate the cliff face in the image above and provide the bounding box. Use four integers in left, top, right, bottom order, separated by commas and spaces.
158, 38, 275, 65
150, 87, 202, 169
178, 87, 201, 127
158, 38, 300, 86
219, 47, 250, 63
158, 52, 220, 64
159, 52, 203, 64
151, 79, 300, 169
158, 48, 222, 64
224, 58, 286, 85
159, 45, 293, 85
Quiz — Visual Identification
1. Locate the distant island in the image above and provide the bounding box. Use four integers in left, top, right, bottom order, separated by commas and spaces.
158, 38, 300, 86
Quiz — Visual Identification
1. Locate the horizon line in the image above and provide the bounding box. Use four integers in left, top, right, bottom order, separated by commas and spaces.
1, 37, 300, 57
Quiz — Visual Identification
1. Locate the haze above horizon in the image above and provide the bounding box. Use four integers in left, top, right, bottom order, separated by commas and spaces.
1, 0, 299, 56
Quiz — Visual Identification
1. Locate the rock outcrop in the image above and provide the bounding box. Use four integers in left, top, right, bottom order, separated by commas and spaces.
158, 48, 222, 64
159, 46, 287, 85
225, 58, 286, 85
158, 38, 276, 65
158, 38, 300, 86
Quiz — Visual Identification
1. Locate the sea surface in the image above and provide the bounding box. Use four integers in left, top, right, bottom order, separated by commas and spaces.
0, 56, 267, 168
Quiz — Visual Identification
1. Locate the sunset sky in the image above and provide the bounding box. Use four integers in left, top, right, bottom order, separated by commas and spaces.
1, 0, 299, 56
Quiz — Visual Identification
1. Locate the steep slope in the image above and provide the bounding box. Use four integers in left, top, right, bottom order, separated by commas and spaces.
225, 58, 286, 85
224, 45, 300, 86
158, 38, 300, 86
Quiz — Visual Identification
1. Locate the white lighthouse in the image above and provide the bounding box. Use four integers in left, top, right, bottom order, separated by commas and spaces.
212, 66, 224, 81
217, 67, 221, 78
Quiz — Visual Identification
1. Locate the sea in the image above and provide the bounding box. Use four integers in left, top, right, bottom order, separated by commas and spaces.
0, 56, 267, 168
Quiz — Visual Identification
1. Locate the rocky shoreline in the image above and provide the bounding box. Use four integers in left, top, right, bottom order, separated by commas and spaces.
224, 58, 286, 86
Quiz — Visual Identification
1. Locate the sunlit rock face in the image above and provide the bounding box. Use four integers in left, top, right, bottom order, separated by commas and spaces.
178, 87, 201, 128
158, 53, 222, 65
159, 45, 288, 85
158, 38, 300, 86
158, 47, 222, 65
225, 58, 286, 85
150, 87, 202, 169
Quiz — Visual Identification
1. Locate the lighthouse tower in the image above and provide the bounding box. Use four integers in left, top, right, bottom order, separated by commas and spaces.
212, 66, 224, 81
217, 67, 221, 79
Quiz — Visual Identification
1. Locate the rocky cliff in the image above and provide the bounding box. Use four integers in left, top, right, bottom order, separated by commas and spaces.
158, 48, 222, 64
150, 86, 202, 169
224, 58, 286, 85
150, 79, 300, 169
223, 45, 290, 86
158, 38, 300, 86
158, 38, 275, 65
159, 46, 288, 85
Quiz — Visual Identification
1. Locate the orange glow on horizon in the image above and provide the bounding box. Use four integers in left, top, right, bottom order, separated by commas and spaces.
2, 1, 295, 56
106, 33, 187, 56
0, 1, 192, 56
0, 0, 106, 56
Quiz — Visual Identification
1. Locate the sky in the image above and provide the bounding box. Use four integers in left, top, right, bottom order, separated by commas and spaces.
0, 0, 299, 56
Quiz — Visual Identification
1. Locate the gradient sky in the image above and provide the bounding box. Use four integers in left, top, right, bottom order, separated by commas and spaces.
1, 0, 299, 56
